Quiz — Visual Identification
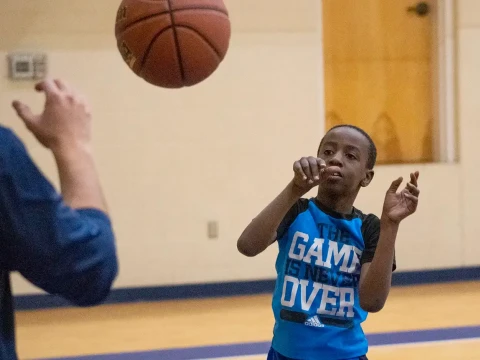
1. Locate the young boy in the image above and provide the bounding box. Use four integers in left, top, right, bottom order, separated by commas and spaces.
237, 125, 420, 360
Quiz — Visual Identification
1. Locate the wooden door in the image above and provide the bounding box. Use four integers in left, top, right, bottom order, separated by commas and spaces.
322, 0, 436, 164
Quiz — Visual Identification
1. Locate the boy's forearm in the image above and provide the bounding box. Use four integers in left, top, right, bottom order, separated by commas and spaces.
237, 180, 305, 256
359, 217, 398, 312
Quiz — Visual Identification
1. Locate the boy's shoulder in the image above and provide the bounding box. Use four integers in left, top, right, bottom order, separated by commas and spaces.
286, 197, 379, 219
352, 206, 380, 223
303, 197, 379, 223
294, 197, 311, 212
292, 198, 381, 234
277, 197, 380, 242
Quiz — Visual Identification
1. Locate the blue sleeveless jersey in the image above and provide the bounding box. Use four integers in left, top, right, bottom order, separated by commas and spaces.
270, 198, 395, 360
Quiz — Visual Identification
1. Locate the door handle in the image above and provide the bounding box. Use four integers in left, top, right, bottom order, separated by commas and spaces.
407, 2, 430, 17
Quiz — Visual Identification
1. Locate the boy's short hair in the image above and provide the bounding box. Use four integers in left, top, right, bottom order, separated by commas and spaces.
319, 124, 377, 170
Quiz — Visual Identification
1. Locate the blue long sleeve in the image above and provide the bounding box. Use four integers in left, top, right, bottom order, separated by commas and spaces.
0, 126, 118, 306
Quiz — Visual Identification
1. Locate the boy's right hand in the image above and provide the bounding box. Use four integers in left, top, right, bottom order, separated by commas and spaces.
292, 156, 326, 193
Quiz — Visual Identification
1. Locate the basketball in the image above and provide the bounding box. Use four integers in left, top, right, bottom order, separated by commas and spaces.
114, 0, 231, 88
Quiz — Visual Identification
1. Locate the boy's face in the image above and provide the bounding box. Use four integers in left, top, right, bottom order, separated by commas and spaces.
317, 127, 374, 196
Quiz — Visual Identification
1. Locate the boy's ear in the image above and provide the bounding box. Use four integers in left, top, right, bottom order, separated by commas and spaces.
361, 170, 374, 187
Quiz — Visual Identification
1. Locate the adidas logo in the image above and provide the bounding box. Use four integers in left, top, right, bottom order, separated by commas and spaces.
304, 316, 324, 328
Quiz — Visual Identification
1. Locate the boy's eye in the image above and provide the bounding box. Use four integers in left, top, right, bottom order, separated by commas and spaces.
324, 150, 333, 156
346, 153, 357, 160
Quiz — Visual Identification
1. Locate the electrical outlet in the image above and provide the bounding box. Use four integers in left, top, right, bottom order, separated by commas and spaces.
7, 52, 47, 80
207, 221, 218, 239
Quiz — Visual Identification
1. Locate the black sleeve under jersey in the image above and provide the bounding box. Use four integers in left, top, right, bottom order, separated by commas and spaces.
360, 214, 397, 271
276, 198, 310, 241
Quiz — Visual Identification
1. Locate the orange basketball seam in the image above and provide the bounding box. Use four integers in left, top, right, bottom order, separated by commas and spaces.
138, 26, 175, 75
171, 6, 228, 16
116, 11, 171, 38
116, 7, 228, 39
175, 25, 223, 60
166, 0, 186, 82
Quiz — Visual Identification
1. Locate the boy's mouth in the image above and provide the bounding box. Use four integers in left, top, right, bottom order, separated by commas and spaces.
324, 166, 343, 178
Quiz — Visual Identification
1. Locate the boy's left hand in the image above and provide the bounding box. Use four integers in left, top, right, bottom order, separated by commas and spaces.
382, 171, 420, 224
